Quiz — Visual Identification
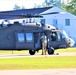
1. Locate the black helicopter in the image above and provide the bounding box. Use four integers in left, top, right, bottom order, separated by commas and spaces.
0, 11, 75, 55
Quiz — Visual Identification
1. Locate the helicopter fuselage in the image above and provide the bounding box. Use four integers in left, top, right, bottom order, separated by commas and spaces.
0, 22, 74, 55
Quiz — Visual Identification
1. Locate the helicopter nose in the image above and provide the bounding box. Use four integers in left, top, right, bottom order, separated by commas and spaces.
69, 38, 75, 47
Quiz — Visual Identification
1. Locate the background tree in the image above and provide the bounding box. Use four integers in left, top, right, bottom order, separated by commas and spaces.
33, 4, 41, 8
34, 0, 63, 8
54, 0, 63, 8
21, 6, 25, 9
62, 0, 76, 15
13, 4, 25, 10
42, 0, 63, 8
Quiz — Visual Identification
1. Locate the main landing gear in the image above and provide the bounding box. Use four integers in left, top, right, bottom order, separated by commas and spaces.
29, 50, 36, 55
48, 47, 54, 55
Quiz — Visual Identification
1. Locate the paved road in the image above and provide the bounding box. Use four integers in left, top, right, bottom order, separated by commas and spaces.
0, 52, 76, 58
0, 69, 76, 75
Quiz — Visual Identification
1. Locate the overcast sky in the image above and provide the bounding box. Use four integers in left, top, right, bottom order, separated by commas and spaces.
0, 0, 44, 11
0, 0, 70, 11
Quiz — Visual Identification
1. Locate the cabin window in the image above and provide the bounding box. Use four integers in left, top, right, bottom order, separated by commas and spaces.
65, 19, 70, 26
17, 33, 25, 42
40, 19, 45, 25
26, 33, 33, 42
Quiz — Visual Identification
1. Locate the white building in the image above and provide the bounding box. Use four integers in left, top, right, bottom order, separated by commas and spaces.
39, 7, 76, 46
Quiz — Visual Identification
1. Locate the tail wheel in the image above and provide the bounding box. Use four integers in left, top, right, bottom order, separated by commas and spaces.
29, 50, 35, 55
48, 47, 54, 55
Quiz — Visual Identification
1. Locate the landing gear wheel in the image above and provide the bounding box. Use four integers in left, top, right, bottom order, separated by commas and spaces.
29, 50, 35, 55
48, 47, 54, 55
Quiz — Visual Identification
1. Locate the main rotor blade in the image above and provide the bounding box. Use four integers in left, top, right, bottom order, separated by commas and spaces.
0, 11, 65, 19
0, 13, 43, 19
40, 12, 65, 15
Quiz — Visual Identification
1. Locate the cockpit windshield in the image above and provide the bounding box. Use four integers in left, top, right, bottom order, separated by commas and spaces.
62, 30, 69, 38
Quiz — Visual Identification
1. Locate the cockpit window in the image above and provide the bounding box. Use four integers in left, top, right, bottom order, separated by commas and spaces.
62, 30, 69, 38
57, 32, 61, 41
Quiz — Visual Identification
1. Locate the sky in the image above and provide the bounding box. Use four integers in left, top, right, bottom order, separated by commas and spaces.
0, 0, 71, 21
0, 0, 44, 11
0, 0, 70, 11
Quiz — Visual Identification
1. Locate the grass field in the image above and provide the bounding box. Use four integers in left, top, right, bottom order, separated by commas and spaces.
0, 48, 76, 70
55, 48, 76, 53
0, 56, 76, 70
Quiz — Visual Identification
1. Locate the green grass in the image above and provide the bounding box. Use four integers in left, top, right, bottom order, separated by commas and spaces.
55, 48, 76, 53
0, 48, 75, 70
0, 56, 76, 70
0, 50, 29, 55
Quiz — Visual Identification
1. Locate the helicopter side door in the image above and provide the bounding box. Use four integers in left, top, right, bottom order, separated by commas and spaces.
48, 32, 61, 49
15, 32, 34, 50
34, 32, 41, 50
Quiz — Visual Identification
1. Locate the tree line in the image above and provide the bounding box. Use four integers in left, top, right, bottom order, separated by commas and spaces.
13, 0, 76, 16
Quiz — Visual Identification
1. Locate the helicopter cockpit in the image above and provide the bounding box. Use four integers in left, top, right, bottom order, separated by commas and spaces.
62, 30, 75, 47
49, 29, 75, 49
60, 30, 75, 47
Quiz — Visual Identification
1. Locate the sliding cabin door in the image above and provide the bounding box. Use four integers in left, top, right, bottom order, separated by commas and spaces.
15, 32, 34, 50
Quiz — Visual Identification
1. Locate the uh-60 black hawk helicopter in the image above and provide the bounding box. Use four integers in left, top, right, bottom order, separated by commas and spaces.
0, 11, 75, 55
